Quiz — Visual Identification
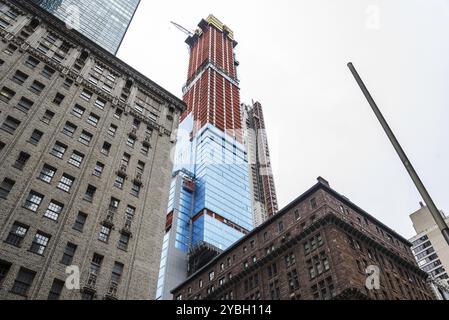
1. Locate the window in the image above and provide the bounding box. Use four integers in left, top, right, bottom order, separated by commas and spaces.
58, 174, 75, 193
90, 254, 103, 275
41, 109, 55, 124
80, 89, 92, 101
71, 104, 85, 118
278, 221, 284, 233
63, 122, 77, 137
24, 190, 44, 212
125, 206, 136, 220
1, 116, 20, 134
114, 175, 125, 189
127, 136, 136, 148
0, 86, 15, 102
68, 151, 84, 168
51, 142, 67, 159
28, 129, 43, 145
87, 113, 100, 127
88, 75, 99, 85
17, 97, 34, 113
53, 93, 65, 105
0, 260, 12, 286
84, 185, 96, 202
73, 212, 87, 232
137, 161, 145, 174
114, 108, 123, 119
93, 162, 104, 177
13, 152, 30, 170
209, 271, 215, 281
37, 44, 49, 54
111, 262, 124, 284
133, 119, 141, 129
108, 124, 117, 137
48, 279, 64, 300
101, 142, 111, 156
61, 243, 77, 265
122, 153, 131, 166
29, 80, 45, 94
30, 232, 50, 255
4, 43, 17, 55
0, 178, 15, 199
41, 66, 55, 79
118, 233, 130, 251
11, 268, 36, 297
6, 222, 28, 247
62, 78, 73, 89
310, 198, 317, 209
12, 70, 28, 84
131, 183, 141, 197
95, 98, 106, 110
79, 130, 93, 146
99, 225, 111, 243
25, 56, 40, 69
44, 200, 64, 221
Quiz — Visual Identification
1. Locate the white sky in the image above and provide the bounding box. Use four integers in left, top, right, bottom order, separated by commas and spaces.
118, 0, 449, 239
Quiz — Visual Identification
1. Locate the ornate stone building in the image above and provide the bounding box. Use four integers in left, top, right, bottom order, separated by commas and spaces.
0, 0, 184, 300
172, 178, 435, 300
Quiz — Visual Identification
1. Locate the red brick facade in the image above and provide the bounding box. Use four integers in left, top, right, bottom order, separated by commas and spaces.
171, 178, 435, 300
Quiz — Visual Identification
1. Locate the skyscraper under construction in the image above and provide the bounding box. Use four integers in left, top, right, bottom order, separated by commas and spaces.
156, 15, 258, 300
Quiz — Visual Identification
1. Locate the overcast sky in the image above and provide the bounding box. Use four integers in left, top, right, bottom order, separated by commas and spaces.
118, 0, 449, 239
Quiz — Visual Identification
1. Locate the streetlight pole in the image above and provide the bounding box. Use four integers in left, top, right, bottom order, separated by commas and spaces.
347, 62, 449, 245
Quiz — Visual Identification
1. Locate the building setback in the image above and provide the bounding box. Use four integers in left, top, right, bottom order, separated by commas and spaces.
31, 0, 141, 54
242, 101, 278, 227
171, 178, 435, 300
0, 0, 184, 300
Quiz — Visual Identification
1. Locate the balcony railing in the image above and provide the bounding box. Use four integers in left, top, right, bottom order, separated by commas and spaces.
104, 281, 118, 300
83, 273, 98, 293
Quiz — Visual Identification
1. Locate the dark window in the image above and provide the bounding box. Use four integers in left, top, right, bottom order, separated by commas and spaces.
131, 183, 141, 197
29, 80, 45, 94
0, 86, 15, 102
1, 116, 21, 134
111, 262, 124, 284
0, 260, 12, 286
90, 254, 103, 275
95, 98, 106, 110
5, 222, 28, 247
11, 268, 36, 297
29, 129, 43, 145
114, 175, 125, 189
41, 109, 55, 124
41, 65, 55, 79
30, 232, 50, 255
61, 243, 77, 265
53, 93, 65, 105
93, 162, 104, 177
80, 89, 92, 101
101, 142, 111, 156
62, 78, 73, 89
127, 136, 136, 148
0, 178, 15, 199
12, 70, 28, 84
13, 152, 30, 170
278, 221, 284, 233
17, 97, 34, 113
25, 56, 40, 69
47, 279, 64, 300
63, 122, 77, 137
87, 113, 100, 127
4, 43, 17, 55
118, 233, 130, 251
73, 212, 87, 232
72, 104, 85, 118
84, 185, 96, 202
24, 190, 44, 212
310, 198, 317, 209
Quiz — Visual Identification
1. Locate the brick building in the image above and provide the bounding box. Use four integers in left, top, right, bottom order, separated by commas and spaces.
0, 0, 184, 300
171, 178, 435, 300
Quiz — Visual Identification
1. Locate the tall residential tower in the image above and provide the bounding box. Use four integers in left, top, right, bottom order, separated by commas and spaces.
243, 101, 278, 227
31, 0, 141, 54
156, 15, 253, 300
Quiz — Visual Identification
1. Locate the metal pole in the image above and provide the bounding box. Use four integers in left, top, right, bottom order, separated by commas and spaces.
347, 62, 449, 245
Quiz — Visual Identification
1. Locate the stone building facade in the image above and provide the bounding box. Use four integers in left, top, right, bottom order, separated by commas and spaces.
0, 0, 184, 300
172, 178, 435, 300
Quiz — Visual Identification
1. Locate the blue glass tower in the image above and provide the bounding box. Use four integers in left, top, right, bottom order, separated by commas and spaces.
156, 15, 253, 300
31, 0, 140, 54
